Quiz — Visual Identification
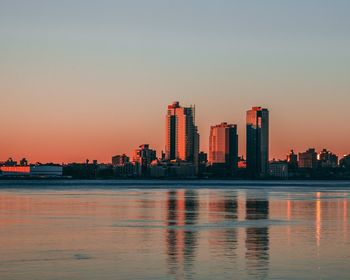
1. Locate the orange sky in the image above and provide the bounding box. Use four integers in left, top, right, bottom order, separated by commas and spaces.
1, 1, 349, 163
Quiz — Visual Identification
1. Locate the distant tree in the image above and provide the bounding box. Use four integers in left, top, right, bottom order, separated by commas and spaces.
20, 158, 28, 166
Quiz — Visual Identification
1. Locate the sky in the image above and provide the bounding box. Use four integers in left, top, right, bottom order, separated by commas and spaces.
1, 0, 349, 163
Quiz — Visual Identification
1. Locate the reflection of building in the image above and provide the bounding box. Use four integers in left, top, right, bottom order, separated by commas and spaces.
245, 196, 269, 278
165, 190, 199, 278
165, 102, 199, 166
269, 160, 288, 178
209, 122, 238, 176
246, 107, 269, 177
208, 193, 238, 258
299, 148, 318, 169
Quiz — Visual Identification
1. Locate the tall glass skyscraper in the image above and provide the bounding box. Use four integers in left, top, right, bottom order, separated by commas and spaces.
209, 122, 238, 175
246, 107, 269, 177
165, 102, 199, 164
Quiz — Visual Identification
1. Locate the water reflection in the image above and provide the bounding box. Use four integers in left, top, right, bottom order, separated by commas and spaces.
223, 195, 238, 258
0, 186, 349, 280
245, 194, 269, 278
166, 190, 199, 279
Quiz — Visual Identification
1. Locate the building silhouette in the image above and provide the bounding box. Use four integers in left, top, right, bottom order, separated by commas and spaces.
340, 154, 350, 169
165, 102, 199, 166
286, 149, 298, 170
112, 154, 129, 166
318, 149, 338, 168
132, 144, 157, 176
209, 122, 238, 176
298, 148, 318, 169
269, 160, 288, 178
246, 107, 269, 177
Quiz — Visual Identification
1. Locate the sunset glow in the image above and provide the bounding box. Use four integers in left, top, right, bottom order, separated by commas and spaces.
1, 1, 349, 163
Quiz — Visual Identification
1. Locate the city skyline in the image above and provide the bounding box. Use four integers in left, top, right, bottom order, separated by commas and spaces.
1, 1, 350, 162
1, 101, 349, 164
1, 2, 350, 280
1, 101, 348, 165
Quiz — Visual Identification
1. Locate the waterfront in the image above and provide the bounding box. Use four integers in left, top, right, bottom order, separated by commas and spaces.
0, 181, 349, 279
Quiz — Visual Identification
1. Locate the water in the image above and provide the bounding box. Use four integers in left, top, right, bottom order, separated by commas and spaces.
0, 180, 349, 280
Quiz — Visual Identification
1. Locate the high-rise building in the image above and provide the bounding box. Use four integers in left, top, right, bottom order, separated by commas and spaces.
209, 122, 238, 175
165, 102, 199, 165
246, 107, 269, 177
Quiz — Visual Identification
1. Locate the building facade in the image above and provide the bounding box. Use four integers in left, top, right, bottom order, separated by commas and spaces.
286, 149, 298, 170
112, 154, 129, 166
209, 122, 238, 175
246, 107, 269, 177
165, 102, 199, 165
298, 148, 318, 169
269, 160, 288, 178
340, 154, 350, 169
132, 144, 157, 176
0, 165, 63, 177
318, 149, 338, 168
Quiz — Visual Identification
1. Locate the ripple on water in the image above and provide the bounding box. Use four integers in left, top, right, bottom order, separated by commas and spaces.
112, 219, 298, 231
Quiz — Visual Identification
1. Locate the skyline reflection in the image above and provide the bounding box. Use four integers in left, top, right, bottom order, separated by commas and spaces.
245, 194, 270, 278
0, 185, 349, 280
165, 190, 199, 279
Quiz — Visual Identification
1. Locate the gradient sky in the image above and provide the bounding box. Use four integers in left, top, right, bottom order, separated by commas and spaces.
1, 0, 349, 163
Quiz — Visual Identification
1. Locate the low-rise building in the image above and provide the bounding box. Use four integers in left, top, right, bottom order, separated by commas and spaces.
132, 144, 156, 176
269, 160, 288, 178
340, 154, 350, 169
150, 160, 196, 178
112, 154, 129, 166
0, 165, 63, 177
298, 148, 318, 169
318, 149, 338, 168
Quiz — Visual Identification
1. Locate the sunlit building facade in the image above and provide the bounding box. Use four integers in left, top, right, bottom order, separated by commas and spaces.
209, 122, 238, 175
246, 107, 269, 177
165, 102, 199, 165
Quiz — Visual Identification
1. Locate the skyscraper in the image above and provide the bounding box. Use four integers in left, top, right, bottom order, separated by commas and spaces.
246, 107, 269, 177
209, 122, 238, 175
165, 102, 199, 164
